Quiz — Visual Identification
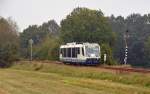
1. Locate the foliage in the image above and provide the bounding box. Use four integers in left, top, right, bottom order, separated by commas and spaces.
34, 36, 62, 60
101, 44, 117, 65
20, 20, 60, 58
109, 14, 150, 67
0, 17, 19, 67
61, 7, 116, 46
3, 7, 150, 67
144, 37, 150, 67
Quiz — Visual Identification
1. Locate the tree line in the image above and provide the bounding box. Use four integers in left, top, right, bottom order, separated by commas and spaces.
0, 7, 150, 67
109, 14, 150, 67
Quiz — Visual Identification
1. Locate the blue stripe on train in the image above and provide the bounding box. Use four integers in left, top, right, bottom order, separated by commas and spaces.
62, 58, 100, 65
84, 59, 100, 65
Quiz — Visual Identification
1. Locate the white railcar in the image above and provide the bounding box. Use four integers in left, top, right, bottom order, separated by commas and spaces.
59, 42, 101, 65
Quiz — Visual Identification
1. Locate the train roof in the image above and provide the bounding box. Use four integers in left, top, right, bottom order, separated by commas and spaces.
60, 42, 99, 48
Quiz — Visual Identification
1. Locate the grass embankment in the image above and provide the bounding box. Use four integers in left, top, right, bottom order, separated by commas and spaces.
0, 61, 150, 94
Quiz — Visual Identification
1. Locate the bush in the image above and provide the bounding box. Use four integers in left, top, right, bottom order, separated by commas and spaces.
34, 36, 62, 60
0, 17, 19, 67
101, 43, 117, 65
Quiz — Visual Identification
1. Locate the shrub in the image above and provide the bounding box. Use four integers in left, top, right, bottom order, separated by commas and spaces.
34, 36, 62, 60
0, 17, 19, 67
101, 43, 117, 65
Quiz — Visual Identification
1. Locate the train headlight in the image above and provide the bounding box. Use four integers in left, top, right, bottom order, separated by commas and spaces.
90, 54, 96, 57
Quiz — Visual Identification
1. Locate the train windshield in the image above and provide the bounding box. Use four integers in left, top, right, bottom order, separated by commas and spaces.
85, 46, 100, 57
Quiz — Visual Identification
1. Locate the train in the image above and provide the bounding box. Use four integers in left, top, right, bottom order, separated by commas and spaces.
59, 42, 101, 65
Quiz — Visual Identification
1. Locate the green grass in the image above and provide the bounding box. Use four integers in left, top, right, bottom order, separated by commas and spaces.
0, 61, 150, 94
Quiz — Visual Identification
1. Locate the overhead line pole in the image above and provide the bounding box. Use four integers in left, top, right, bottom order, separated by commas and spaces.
124, 30, 129, 65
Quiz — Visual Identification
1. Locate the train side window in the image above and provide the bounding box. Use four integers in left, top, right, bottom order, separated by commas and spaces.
63, 48, 65, 57
75, 48, 77, 57
66, 48, 68, 57
82, 47, 84, 56
68, 48, 71, 57
60, 48, 63, 56
72, 48, 75, 58
77, 47, 80, 54
64, 48, 66, 57
60, 49, 62, 54
62, 48, 65, 57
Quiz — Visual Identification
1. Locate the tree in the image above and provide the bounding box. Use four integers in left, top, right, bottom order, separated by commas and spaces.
61, 7, 116, 45
109, 14, 150, 67
101, 44, 117, 65
20, 20, 60, 58
0, 17, 19, 67
34, 36, 62, 60
144, 37, 150, 67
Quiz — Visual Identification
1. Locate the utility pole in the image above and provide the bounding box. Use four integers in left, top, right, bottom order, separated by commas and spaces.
124, 30, 129, 65
29, 39, 33, 61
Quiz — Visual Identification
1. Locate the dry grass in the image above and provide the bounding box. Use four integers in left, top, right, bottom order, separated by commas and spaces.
0, 88, 8, 94
0, 61, 149, 94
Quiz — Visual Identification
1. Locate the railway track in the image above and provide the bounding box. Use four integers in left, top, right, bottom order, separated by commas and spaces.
99, 66, 150, 74
48, 61, 150, 74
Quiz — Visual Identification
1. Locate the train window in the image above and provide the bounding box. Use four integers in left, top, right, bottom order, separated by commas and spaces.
74, 47, 80, 57
62, 48, 65, 57
60, 48, 63, 56
75, 48, 77, 57
68, 48, 71, 57
64, 48, 67, 57
82, 47, 84, 56
66, 48, 68, 57
60, 49, 62, 54
77, 48, 80, 54
72, 48, 76, 58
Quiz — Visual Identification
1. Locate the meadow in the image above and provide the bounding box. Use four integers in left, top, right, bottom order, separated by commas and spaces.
0, 61, 149, 94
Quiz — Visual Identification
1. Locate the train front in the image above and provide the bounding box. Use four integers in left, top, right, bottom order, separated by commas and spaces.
84, 43, 101, 65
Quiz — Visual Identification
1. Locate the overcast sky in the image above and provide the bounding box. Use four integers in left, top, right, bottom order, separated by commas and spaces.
0, 0, 150, 31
